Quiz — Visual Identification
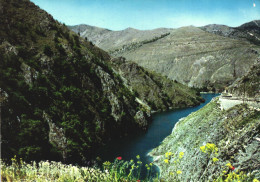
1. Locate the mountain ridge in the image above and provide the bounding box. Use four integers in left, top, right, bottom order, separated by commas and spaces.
69, 21, 260, 91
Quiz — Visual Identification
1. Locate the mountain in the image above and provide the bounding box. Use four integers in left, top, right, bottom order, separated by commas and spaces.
69, 23, 260, 92
110, 57, 204, 111
0, 0, 203, 164
201, 20, 260, 45
68, 24, 172, 51
227, 60, 260, 99
0, 0, 151, 164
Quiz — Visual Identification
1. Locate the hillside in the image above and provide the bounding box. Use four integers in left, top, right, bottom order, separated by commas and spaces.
227, 60, 260, 99
0, 0, 151, 164
149, 98, 260, 181
70, 23, 260, 91
0, 0, 204, 165
201, 20, 260, 46
68, 24, 172, 51
149, 63, 260, 181
110, 57, 203, 111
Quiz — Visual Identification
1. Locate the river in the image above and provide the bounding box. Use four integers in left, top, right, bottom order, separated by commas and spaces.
95, 93, 219, 177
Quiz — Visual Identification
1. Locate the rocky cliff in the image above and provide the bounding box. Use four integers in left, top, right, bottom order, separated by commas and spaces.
0, 0, 150, 164
70, 23, 260, 92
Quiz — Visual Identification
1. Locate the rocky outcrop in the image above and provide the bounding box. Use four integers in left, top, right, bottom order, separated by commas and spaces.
149, 98, 260, 181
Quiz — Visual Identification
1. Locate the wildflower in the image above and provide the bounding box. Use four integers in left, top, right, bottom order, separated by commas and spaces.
149, 163, 153, 166
137, 180, 141, 182
179, 152, 184, 159
253, 179, 260, 182
226, 163, 232, 167
117, 156, 122, 160
212, 157, 219, 163
200, 146, 206, 153
230, 166, 235, 171
136, 155, 140, 159
164, 159, 169, 164
170, 172, 174, 175
177, 170, 182, 174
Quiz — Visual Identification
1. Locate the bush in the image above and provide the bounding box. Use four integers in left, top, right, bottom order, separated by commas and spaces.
43, 45, 53, 57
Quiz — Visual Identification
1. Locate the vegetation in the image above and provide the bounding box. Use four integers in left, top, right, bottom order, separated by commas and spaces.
2, 144, 259, 182
0, 0, 149, 164
111, 57, 203, 111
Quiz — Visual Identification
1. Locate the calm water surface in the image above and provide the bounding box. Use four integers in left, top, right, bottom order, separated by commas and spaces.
95, 93, 219, 176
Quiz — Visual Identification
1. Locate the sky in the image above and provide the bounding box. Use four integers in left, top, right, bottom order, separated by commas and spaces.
31, 0, 260, 30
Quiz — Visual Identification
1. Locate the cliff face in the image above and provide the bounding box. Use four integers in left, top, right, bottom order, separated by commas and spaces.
110, 57, 203, 111
0, 0, 150, 164
149, 98, 260, 181
69, 24, 260, 92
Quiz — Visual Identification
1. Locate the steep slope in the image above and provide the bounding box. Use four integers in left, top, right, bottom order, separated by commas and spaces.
201, 20, 260, 45
110, 57, 204, 111
149, 64, 260, 181
227, 60, 260, 99
71, 23, 260, 91
69, 24, 172, 51
117, 26, 260, 91
149, 98, 260, 181
0, 0, 150, 164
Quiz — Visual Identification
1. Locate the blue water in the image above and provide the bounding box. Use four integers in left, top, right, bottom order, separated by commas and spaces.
95, 93, 219, 176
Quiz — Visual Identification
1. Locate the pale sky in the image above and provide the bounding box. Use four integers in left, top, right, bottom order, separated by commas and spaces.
31, 0, 260, 30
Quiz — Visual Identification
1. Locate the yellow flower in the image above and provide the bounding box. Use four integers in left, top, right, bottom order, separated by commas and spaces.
149, 163, 153, 166
200, 146, 206, 153
253, 179, 260, 182
170, 172, 174, 175
226, 163, 232, 167
212, 157, 219, 163
136, 155, 140, 159
179, 152, 184, 159
165, 152, 169, 158
164, 159, 169, 164
177, 170, 182, 174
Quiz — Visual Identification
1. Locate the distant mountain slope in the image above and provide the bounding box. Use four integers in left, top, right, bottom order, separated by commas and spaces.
227, 60, 260, 99
201, 20, 260, 45
110, 57, 204, 111
69, 24, 172, 51
70, 22, 260, 92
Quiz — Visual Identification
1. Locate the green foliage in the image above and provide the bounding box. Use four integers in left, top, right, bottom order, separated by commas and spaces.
43, 45, 53, 57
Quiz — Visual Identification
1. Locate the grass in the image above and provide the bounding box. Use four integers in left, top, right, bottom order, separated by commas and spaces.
2, 144, 259, 182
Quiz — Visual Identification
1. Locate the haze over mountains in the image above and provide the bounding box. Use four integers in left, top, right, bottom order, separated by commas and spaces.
69, 21, 260, 92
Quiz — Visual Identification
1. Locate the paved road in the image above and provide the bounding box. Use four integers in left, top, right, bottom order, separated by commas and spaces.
219, 96, 260, 110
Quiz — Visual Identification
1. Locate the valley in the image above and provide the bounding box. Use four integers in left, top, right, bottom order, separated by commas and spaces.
1, 0, 259, 181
